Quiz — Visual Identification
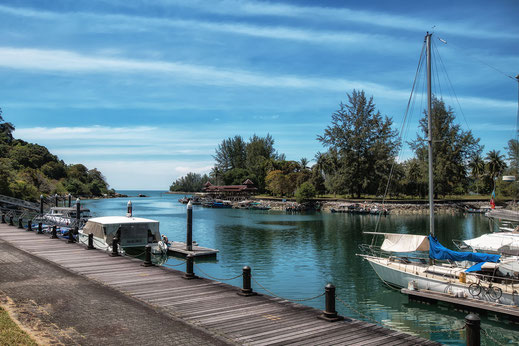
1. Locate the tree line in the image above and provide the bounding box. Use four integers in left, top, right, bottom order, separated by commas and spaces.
171, 89, 517, 201
0, 109, 112, 201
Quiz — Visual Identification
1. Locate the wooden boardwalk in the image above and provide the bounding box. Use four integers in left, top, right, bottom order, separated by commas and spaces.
0, 223, 438, 345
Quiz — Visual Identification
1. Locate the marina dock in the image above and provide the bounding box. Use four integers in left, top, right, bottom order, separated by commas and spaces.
402, 288, 519, 322
168, 241, 219, 257
0, 222, 439, 345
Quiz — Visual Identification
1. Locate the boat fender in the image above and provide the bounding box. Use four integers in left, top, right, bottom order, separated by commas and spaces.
408, 281, 418, 291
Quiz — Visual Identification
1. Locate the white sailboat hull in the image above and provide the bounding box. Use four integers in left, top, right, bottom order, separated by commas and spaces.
364, 256, 519, 307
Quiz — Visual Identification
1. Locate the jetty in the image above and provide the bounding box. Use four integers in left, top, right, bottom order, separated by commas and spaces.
0, 221, 440, 345
402, 288, 519, 322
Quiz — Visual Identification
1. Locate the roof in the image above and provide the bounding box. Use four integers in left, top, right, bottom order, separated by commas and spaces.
203, 184, 257, 192
87, 216, 159, 225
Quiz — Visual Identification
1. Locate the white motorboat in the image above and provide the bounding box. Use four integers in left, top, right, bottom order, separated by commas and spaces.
42, 206, 91, 227
78, 216, 165, 253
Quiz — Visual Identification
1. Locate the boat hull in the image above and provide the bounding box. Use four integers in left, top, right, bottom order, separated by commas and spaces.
364, 256, 519, 306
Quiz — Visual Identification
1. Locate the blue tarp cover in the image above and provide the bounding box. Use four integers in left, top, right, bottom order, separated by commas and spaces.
428, 235, 500, 264
465, 262, 486, 273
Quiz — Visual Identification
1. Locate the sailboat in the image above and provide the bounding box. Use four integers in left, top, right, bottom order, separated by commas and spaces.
358, 33, 519, 307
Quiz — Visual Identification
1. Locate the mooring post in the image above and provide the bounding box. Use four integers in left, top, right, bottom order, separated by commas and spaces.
1, 214, 5, 223
54, 194, 58, 207
67, 227, 75, 243
110, 236, 120, 256
51, 225, 58, 239
142, 244, 154, 267
68, 194, 72, 207
37, 222, 43, 234
183, 254, 196, 279
319, 283, 344, 322
27, 221, 32, 231
9, 215, 14, 226
238, 266, 257, 296
18, 217, 23, 229
75, 198, 81, 234
40, 194, 44, 216
465, 313, 481, 346
187, 200, 193, 251
87, 233, 95, 250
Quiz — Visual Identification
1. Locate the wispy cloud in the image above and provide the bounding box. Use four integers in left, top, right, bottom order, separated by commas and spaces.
1, 46, 515, 111
138, 0, 518, 40
0, 46, 408, 96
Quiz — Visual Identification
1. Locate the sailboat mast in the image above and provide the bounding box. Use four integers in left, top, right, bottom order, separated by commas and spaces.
426, 32, 435, 237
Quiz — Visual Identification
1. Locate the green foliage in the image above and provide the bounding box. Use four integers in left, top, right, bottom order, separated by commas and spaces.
410, 97, 482, 197
0, 112, 110, 200
318, 90, 399, 198
295, 181, 316, 203
169, 172, 211, 192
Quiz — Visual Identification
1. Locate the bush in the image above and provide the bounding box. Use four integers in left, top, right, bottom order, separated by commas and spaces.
295, 182, 316, 203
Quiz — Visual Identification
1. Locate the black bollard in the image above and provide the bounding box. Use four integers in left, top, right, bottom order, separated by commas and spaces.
54, 194, 58, 207
67, 227, 75, 243
1, 214, 5, 224
110, 237, 120, 256
237, 266, 257, 296
318, 284, 344, 322
86, 233, 95, 250
27, 221, 32, 232
18, 217, 23, 229
9, 215, 14, 226
68, 194, 72, 207
142, 244, 154, 267
465, 313, 481, 346
51, 225, 58, 239
183, 254, 197, 279
37, 222, 43, 234
186, 201, 193, 251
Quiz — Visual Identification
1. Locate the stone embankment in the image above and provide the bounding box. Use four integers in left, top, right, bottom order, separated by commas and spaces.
251, 199, 514, 214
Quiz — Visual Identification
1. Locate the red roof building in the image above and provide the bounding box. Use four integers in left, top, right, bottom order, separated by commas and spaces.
202, 179, 257, 199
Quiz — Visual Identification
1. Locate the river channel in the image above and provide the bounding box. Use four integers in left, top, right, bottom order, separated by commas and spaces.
82, 191, 519, 345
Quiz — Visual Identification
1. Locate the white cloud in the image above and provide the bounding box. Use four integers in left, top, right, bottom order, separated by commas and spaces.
144, 0, 517, 40
81, 159, 214, 189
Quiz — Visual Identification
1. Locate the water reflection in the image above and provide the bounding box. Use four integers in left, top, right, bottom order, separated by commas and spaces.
82, 192, 519, 345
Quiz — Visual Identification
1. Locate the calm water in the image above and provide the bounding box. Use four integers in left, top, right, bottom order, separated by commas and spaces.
82, 191, 519, 345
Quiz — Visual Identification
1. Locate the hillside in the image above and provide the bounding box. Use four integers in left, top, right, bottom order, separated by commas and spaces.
0, 109, 113, 201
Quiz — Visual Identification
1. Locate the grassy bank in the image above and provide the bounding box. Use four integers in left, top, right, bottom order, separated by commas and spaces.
0, 307, 37, 345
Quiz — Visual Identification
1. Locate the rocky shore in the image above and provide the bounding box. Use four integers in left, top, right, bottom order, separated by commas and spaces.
251, 199, 513, 215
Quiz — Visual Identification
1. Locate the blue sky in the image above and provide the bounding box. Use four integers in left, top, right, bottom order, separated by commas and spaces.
1, 0, 518, 189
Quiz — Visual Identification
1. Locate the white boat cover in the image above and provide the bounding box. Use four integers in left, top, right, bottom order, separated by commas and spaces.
82, 216, 160, 247
463, 233, 519, 253
381, 234, 429, 252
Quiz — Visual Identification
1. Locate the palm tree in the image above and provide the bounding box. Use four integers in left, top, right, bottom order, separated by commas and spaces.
486, 150, 507, 191
468, 154, 485, 194
299, 157, 309, 171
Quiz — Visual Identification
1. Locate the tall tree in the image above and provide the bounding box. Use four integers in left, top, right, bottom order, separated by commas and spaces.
410, 97, 482, 197
468, 154, 485, 194
0, 108, 15, 144
213, 135, 246, 172
486, 150, 506, 182
317, 90, 399, 197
